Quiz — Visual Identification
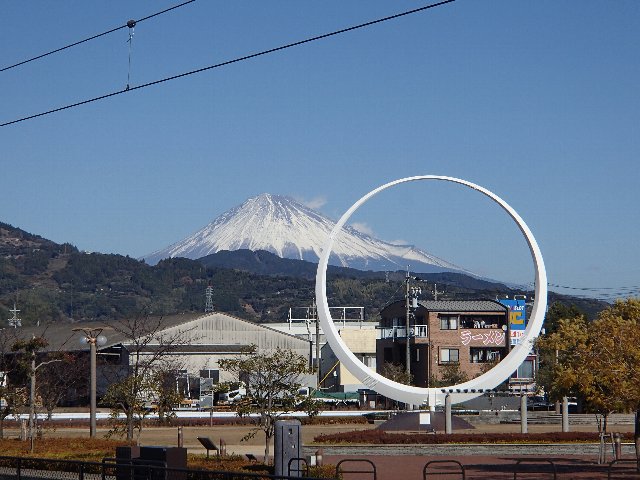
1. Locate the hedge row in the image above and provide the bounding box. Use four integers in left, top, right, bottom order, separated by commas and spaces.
4, 414, 368, 429
314, 430, 604, 444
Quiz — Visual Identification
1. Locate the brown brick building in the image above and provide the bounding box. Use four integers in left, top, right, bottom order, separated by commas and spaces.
376, 300, 510, 387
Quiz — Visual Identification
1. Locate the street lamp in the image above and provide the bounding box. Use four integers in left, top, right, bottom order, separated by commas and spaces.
73, 327, 108, 438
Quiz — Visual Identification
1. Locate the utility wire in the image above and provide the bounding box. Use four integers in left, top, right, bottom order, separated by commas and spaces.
0, 0, 196, 73
548, 282, 639, 292
1, 0, 455, 128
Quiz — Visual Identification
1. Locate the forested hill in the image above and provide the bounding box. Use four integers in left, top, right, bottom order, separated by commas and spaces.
0, 222, 608, 327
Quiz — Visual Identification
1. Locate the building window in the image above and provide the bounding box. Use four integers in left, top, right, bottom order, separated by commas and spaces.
440, 348, 459, 364
460, 315, 501, 329
440, 315, 459, 330
517, 359, 535, 379
361, 354, 376, 369
470, 348, 501, 363
199, 369, 220, 382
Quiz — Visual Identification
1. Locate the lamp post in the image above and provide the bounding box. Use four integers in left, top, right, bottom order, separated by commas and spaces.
73, 327, 108, 438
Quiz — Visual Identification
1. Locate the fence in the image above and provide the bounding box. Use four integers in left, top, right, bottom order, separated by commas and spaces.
0, 456, 327, 480
0, 455, 639, 480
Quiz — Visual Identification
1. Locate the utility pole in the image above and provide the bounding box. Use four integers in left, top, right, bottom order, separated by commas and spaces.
431, 284, 445, 301
313, 300, 321, 386
405, 270, 411, 380
404, 268, 422, 382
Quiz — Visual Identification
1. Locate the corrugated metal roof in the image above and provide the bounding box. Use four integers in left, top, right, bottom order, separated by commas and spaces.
8, 311, 308, 353
8, 312, 203, 352
136, 344, 249, 354
418, 300, 508, 312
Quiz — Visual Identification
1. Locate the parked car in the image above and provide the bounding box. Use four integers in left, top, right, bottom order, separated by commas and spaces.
528, 395, 553, 411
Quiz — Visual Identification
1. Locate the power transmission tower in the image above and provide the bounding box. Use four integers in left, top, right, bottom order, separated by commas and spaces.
8, 302, 21, 328
204, 284, 214, 313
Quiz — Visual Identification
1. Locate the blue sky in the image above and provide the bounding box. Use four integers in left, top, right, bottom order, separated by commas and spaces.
1, 1, 638, 300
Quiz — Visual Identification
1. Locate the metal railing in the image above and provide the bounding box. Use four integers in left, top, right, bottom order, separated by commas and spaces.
378, 324, 428, 340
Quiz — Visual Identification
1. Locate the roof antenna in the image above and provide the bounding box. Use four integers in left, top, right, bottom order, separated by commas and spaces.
126, 20, 137, 90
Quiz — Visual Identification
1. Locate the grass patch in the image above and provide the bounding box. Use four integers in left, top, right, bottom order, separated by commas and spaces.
0, 437, 133, 461
0, 438, 336, 478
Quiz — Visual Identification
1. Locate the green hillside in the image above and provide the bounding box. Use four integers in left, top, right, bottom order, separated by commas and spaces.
0, 222, 608, 327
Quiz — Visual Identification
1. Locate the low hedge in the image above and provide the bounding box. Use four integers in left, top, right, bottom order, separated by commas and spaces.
314, 430, 604, 445
4, 414, 368, 429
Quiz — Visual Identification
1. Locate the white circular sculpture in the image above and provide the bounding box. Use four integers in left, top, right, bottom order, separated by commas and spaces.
315, 175, 547, 406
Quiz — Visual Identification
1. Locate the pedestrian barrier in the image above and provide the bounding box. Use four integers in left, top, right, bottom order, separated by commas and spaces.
607, 459, 640, 479
513, 458, 556, 479
287, 457, 309, 477
423, 459, 465, 479
335, 458, 376, 480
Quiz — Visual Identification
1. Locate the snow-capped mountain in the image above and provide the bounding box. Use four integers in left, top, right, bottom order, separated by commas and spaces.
143, 194, 470, 274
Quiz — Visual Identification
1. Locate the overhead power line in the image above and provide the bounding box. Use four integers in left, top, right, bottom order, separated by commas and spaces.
548, 282, 639, 292
545, 282, 640, 301
0, 0, 196, 73
1, 0, 455, 128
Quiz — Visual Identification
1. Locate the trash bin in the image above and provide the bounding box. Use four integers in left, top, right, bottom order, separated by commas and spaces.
140, 446, 187, 480
115, 446, 140, 480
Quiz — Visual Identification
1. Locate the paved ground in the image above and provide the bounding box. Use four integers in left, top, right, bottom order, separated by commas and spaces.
322, 454, 640, 479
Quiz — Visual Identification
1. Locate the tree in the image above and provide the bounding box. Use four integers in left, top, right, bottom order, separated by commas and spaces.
103, 311, 193, 441
152, 369, 182, 425
380, 361, 413, 386
0, 328, 24, 439
379, 362, 413, 409
11, 336, 65, 452
536, 299, 640, 438
103, 375, 155, 440
586, 299, 640, 458
429, 363, 469, 388
544, 302, 584, 334
535, 316, 589, 405
38, 354, 86, 420
218, 346, 319, 461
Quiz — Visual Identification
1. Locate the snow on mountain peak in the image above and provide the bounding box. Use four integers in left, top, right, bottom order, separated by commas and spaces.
143, 193, 469, 274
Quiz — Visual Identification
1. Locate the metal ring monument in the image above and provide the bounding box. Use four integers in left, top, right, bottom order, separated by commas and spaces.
315, 175, 547, 406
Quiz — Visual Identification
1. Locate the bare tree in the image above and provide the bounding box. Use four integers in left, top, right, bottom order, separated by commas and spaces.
103, 311, 194, 441
12, 336, 67, 452
38, 353, 86, 420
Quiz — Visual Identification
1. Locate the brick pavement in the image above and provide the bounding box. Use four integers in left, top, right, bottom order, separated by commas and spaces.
324, 454, 640, 479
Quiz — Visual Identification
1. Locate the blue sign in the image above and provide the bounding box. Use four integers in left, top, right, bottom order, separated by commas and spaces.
499, 298, 527, 346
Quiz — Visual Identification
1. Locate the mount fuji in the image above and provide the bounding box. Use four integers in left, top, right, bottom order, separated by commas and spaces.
143, 193, 470, 275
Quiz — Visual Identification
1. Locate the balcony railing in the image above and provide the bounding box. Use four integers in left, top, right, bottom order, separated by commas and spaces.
379, 325, 428, 340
